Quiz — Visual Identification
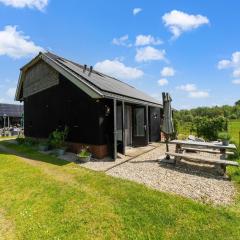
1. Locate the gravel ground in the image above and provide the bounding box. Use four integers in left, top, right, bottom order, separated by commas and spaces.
44, 142, 236, 205
107, 144, 236, 205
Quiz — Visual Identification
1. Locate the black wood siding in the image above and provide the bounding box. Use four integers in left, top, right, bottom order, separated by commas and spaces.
24, 75, 111, 145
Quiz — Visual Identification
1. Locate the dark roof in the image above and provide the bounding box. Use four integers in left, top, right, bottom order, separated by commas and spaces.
44, 52, 162, 106
0, 103, 23, 117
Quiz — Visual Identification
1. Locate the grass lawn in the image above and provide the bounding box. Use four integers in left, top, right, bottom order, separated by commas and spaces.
0, 142, 240, 239
228, 120, 240, 146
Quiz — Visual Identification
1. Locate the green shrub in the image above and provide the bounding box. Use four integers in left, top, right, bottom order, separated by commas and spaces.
16, 136, 25, 145
25, 138, 39, 146
177, 133, 188, 140
218, 132, 231, 141
48, 127, 69, 149
191, 116, 227, 141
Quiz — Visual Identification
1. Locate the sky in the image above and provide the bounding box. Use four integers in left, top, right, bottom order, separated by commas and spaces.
0, 0, 240, 109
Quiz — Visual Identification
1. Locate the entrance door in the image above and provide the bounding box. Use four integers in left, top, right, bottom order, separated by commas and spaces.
149, 107, 160, 142
132, 106, 147, 146
125, 105, 132, 146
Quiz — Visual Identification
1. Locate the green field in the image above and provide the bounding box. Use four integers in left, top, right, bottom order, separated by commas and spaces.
228, 120, 240, 146
177, 120, 240, 146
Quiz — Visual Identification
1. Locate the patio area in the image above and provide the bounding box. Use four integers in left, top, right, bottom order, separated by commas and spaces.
60, 142, 162, 172
60, 142, 236, 205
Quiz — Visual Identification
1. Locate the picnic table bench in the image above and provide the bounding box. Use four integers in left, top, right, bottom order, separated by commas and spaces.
165, 140, 238, 176
165, 151, 239, 176
181, 147, 235, 155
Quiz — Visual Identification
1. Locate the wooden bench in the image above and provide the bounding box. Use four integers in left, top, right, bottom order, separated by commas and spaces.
165, 151, 239, 176
181, 147, 235, 155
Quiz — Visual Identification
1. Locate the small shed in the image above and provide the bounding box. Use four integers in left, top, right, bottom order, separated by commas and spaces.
15, 52, 164, 159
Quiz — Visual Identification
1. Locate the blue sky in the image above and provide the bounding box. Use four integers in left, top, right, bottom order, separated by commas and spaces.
0, 0, 239, 109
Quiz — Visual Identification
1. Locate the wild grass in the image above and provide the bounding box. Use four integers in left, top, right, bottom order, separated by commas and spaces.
228, 120, 240, 147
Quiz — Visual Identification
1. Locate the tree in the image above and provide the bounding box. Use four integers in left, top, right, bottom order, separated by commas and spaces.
235, 100, 240, 106
191, 116, 227, 141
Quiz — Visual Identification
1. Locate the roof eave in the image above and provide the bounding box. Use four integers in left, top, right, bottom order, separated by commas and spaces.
102, 91, 163, 108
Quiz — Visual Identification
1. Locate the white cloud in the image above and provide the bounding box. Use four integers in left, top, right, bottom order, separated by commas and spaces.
189, 91, 209, 98
0, 25, 44, 59
158, 78, 168, 86
162, 10, 209, 38
233, 69, 240, 78
133, 8, 142, 16
217, 60, 231, 69
177, 84, 197, 92
135, 46, 166, 62
177, 83, 209, 98
0, 0, 48, 10
94, 59, 143, 80
7, 87, 16, 97
135, 35, 163, 46
218, 51, 240, 78
112, 35, 132, 47
232, 79, 240, 84
161, 67, 175, 77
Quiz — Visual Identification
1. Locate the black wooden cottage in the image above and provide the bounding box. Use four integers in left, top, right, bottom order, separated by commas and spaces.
15, 52, 163, 159
0, 103, 23, 128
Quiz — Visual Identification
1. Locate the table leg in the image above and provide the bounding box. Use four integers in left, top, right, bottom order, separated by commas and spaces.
220, 148, 227, 160
174, 144, 182, 163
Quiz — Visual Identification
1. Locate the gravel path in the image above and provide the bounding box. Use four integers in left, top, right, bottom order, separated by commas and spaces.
107, 145, 236, 205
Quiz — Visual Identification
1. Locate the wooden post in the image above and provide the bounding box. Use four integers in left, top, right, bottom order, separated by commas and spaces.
145, 105, 149, 145
122, 101, 126, 155
113, 99, 117, 160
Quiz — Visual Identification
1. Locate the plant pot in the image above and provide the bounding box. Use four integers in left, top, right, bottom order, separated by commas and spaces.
76, 154, 91, 163
222, 140, 229, 146
55, 148, 66, 156
38, 145, 49, 151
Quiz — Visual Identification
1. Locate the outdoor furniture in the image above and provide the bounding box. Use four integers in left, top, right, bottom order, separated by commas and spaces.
165, 140, 238, 176
165, 151, 239, 175
181, 147, 235, 155
171, 140, 237, 155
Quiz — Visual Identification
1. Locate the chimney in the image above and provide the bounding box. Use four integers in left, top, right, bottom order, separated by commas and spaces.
83, 64, 87, 73
89, 66, 93, 76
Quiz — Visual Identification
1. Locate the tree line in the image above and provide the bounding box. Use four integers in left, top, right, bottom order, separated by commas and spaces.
173, 100, 240, 141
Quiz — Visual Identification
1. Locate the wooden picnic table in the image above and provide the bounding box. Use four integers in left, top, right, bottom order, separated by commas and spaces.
170, 140, 237, 154
166, 140, 238, 176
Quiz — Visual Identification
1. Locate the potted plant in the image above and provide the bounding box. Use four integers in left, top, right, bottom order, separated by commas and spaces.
76, 147, 91, 163
218, 132, 231, 146
49, 127, 69, 156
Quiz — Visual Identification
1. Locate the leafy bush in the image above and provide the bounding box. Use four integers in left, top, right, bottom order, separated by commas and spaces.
48, 127, 69, 149
25, 138, 39, 146
16, 136, 25, 145
218, 132, 231, 141
177, 133, 188, 140
191, 116, 227, 141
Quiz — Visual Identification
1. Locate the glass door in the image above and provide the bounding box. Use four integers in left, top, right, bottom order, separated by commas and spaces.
132, 106, 147, 146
